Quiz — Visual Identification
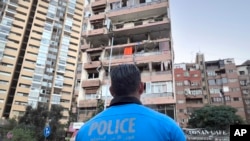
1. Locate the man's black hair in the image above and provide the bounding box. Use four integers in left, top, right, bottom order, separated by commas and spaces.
110, 64, 141, 96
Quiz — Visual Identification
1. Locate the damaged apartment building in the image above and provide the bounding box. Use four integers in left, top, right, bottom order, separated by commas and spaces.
77, 0, 175, 121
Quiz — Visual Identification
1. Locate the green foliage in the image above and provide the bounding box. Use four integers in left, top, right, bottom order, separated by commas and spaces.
17, 104, 65, 141
11, 127, 35, 141
96, 99, 104, 115
19, 105, 48, 141
188, 105, 245, 130
0, 118, 17, 141
47, 105, 65, 141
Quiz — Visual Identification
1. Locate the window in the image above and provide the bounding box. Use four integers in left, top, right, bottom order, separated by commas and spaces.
229, 79, 238, 83
176, 74, 181, 77
176, 82, 183, 86
191, 82, 199, 86
193, 74, 199, 77
216, 79, 222, 85
207, 71, 216, 76
183, 80, 190, 86
230, 88, 240, 92
209, 88, 220, 94
177, 100, 185, 104
208, 79, 216, 85
179, 109, 184, 113
176, 91, 184, 95
190, 89, 202, 95
242, 89, 249, 95
212, 97, 222, 103
0, 80, 8, 85
145, 81, 173, 94
222, 78, 228, 84
225, 96, 231, 101
240, 80, 247, 86
0, 89, 6, 94
233, 97, 240, 101
184, 72, 189, 77
51, 94, 61, 104
239, 71, 245, 75
228, 69, 235, 73
0, 71, 11, 76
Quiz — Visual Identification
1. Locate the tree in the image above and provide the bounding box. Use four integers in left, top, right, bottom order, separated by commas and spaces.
188, 105, 245, 130
47, 105, 65, 141
11, 127, 35, 141
96, 99, 104, 115
18, 104, 65, 141
19, 105, 48, 141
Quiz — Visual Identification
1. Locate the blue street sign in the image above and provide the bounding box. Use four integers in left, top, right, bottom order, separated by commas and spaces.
43, 126, 51, 138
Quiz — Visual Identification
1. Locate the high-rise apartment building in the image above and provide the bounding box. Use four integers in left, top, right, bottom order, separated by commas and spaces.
174, 53, 246, 127
0, 0, 84, 123
237, 60, 250, 123
78, 0, 175, 121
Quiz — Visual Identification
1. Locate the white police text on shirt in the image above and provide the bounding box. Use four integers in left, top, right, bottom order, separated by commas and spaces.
88, 118, 136, 136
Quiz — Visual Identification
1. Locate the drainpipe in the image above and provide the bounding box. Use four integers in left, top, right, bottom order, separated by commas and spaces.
104, 35, 114, 110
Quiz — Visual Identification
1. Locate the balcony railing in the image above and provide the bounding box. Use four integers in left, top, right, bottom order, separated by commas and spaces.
141, 92, 173, 98
103, 51, 163, 60
109, 0, 167, 12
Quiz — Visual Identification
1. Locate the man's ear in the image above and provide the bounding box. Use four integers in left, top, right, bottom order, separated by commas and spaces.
109, 86, 115, 97
138, 82, 144, 95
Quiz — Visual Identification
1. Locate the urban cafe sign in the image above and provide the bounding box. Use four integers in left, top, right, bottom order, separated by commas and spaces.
183, 128, 229, 136
183, 128, 229, 140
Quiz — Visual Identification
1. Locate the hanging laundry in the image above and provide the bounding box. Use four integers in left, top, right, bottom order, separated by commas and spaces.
124, 46, 133, 55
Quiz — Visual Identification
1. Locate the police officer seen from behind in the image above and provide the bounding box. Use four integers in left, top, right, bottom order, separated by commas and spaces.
76, 64, 186, 141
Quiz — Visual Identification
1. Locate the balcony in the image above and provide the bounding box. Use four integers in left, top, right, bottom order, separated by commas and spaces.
81, 45, 90, 52
113, 19, 170, 36
91, 0, 106, 8
141, 93, 175, 105
89, 13, 106, 21
141, 71, 173, 82
84, 61, 101, 69
82, 79, 101, 88
78, 99, 98, 107
107, 0, 168, 23
102, 51, 171, 66
82, 28, 108, 37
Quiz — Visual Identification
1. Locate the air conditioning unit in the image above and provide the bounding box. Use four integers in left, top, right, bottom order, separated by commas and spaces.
96, 95, 101, 99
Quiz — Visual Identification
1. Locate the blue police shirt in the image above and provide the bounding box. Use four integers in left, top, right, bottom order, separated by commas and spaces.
76, 98, 186, 141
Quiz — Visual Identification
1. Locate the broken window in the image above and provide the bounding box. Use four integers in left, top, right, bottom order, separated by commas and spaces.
91, 20, 104, 29
122, 0, 128, 7
152, 62, 161, 71
88, 52, 101, 61
110, 2, 121, 10
87, 69, 99, 79
116, 23, 124, 29
139, 0, 146, 4
138, 63, 149, 73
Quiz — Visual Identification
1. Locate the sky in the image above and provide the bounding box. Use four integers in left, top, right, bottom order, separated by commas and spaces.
169, 0, 250, 65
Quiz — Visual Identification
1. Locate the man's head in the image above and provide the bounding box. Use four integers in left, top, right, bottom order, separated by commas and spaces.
109, 64, 143, 97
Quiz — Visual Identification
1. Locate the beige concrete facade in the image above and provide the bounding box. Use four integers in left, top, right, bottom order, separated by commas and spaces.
0, 0, 84, 124
78, 0, 175, 122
